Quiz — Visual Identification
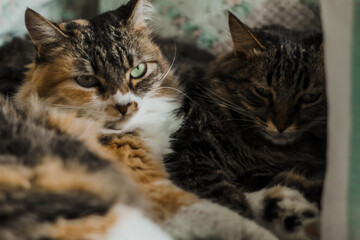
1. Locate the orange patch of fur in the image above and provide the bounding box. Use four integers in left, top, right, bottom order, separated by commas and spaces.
106, 135, 167, 183
50, 208, 117, 240
33, 156, 119, 201
47, 110, 199, 221
16, 55, 98, 108
266, 120, 278, 132
61, 88, 94, 104
16, 57, 74, 104
106, 104, 121, 117
142, 182, 199, 222
0, 165, 32, 189
72, 19, 90, 26
266, 186, 285, 200
105, 135, 199, 222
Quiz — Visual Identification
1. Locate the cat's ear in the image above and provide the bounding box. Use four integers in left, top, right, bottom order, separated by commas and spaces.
228, 12, 265, 57
124, 0, 153, 29
25, 8, 66, 47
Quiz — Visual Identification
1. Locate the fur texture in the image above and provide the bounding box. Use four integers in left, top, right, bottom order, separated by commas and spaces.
165, 13, 326, 240
0, 36, 34, 96
1, 1, 280, 240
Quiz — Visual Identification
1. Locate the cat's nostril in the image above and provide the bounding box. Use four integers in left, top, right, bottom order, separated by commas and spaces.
114, 103, 131, 115
284, 215, 302, 232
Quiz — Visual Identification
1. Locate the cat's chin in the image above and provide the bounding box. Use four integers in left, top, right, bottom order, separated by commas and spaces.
104, 113, 137, 130
262, 132, 300, 146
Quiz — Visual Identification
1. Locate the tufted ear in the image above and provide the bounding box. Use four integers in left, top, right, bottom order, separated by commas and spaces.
228, 12, 265, 57
122, 0, 153, 30
25, 8, 66, 47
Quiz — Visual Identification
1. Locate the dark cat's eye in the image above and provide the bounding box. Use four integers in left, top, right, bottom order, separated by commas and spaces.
301, 93, 321, 103
255, 87, 272, 98
130, 63, 147, 79
75, 76, 99, 88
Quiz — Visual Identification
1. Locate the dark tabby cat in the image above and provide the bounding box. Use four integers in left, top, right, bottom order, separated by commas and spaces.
0, 1, 283, 239
0, 36, 34, 96
165, 12, 326, 240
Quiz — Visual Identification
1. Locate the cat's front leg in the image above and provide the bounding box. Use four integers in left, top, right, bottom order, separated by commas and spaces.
164, 200, 279, 240
246, 186, 319, 240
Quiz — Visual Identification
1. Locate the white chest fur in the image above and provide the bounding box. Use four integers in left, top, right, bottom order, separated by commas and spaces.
110, 95, 182, 159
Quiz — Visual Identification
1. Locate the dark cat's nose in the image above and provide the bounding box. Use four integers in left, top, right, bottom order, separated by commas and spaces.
274, 122, 291, 133
284, 215, 301, 232
114, 103, 131, 115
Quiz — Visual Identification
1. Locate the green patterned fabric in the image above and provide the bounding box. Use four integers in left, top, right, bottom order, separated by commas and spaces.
99, 0, 265, 53
1, 0, 320, 50
99, 0, 320, 54
0, 0, 61, 44
0, 0, 96, 45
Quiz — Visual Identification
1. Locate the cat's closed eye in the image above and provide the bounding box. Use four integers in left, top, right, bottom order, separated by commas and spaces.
301, 93, 321, 104
255, 87, 272, 98
75, 76, 100, 88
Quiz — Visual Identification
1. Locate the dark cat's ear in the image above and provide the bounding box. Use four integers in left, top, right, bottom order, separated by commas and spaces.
228, 12, 264, 57
123, 0, 153, 29
25, 8, 66, 47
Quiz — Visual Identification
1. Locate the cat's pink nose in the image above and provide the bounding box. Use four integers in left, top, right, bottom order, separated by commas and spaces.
114, 103, 131, 115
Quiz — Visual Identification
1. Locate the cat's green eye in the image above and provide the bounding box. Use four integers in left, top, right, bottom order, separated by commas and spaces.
301, 93, 321, 103
130, 63, 147, 79
255, 88, 272, 98
75, 76, 99, 88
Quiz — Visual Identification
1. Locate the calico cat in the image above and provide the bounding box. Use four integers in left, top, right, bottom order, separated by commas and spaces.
1, 1, 280, 239
165, 12, 326, 239
0, 96, 172, 240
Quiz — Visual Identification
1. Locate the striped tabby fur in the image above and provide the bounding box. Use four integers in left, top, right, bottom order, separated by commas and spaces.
1, 1, 279, 240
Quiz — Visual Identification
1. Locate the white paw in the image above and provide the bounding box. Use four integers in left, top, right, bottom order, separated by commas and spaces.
247, 186, 319, 240
165, 201, 278, 240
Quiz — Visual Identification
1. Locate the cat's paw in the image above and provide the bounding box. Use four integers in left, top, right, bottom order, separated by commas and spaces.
246, 186, 319, 240
165, 201, 279, 240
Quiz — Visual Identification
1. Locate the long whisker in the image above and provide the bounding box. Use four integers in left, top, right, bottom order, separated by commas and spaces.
159, 41, 177, 83
195, 87, 253, 118
149, 86, 199, 106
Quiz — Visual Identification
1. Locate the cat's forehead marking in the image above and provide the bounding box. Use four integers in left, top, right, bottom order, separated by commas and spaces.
60, 19, 90, 29
72, 19, 90, 26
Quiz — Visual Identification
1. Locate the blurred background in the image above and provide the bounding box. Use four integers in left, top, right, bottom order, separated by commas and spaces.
0, 0, 320, 54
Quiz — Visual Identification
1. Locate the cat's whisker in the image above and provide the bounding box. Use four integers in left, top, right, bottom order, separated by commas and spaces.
224, 119, 256, 124
50, 104, 104, 115
193, 92, 254, 119
149, 86, 199, 106
158, 41, 177, 84
197, 85, 245, 111
199, 95, 254, 118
